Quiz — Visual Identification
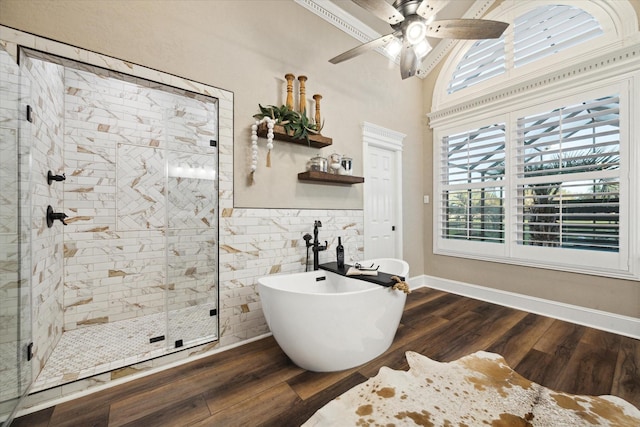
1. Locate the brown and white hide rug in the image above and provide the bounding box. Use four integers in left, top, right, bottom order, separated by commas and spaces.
303, 351, 640, 426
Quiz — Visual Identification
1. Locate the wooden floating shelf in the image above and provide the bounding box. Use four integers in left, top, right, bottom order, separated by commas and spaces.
298, 171, 364, 185
257, 122, 332, 148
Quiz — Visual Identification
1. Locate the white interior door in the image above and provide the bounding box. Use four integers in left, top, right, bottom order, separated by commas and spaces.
363, 122, 405, 261
366, 146, 395, 258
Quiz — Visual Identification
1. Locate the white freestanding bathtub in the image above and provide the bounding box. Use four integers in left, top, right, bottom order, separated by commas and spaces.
258, 258, 409, 372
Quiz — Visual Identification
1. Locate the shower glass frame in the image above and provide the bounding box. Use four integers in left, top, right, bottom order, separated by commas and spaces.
19, 47, 221, 392
0, 44, 32, 426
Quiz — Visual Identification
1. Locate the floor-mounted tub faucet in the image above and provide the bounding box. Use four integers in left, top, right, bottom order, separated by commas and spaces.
306, 220, 327, 270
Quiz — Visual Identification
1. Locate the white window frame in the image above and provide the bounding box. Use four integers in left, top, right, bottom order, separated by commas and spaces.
430, 0, 640, 280
510, 83, 629, 273
436, 115, 509, 260
433, 76, 636, 280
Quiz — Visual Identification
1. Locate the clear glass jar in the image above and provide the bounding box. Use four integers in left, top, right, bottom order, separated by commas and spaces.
308, 155, 328, 172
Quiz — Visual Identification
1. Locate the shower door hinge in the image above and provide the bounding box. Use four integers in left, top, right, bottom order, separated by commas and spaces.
149, 335, 165, 344
209, 308, 217, 316
26, 105, 33, 123
27, 342, 33, 361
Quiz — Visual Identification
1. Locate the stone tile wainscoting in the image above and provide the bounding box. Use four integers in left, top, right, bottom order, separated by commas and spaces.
218, 208, 365, 345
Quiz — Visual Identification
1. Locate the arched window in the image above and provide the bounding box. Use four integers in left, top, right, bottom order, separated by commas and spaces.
513, 5, 603, 67
429, 1, 640, 280
448, 4, 604, 94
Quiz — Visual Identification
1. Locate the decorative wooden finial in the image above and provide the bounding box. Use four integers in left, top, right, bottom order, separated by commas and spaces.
285, 73, 295, 110
298, 75, 308, 115
313, 94, 322, 127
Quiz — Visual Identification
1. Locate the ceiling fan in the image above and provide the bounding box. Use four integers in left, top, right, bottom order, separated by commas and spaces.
329, 0, 509, 79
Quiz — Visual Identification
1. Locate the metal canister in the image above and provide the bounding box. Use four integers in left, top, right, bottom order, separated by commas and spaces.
340, 156, 353, 175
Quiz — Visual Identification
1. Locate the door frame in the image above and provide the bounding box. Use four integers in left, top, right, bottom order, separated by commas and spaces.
362, 121, 405, 260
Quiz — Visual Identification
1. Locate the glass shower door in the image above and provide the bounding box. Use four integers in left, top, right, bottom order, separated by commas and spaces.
0, 45, 32, 426
165, 93, 219, 350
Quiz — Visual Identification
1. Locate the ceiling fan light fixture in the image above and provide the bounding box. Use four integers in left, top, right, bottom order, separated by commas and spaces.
329, 0, 510, 80
405, 20, 426, 45
385, 38, 403, 58
413, 39, 431, 59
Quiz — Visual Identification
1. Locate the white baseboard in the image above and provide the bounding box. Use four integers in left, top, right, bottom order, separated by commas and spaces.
407, 275, 639, 340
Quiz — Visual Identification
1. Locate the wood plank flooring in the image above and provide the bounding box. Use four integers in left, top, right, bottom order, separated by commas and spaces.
12, 287, 640, 426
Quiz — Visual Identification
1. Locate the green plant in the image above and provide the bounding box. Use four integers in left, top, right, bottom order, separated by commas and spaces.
253, 104, 323, 144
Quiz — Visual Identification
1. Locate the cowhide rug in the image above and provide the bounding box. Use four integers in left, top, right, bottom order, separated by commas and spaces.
303, 351, 640, 426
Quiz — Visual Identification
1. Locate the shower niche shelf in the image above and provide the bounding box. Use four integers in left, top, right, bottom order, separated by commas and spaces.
257, 122, 332, 148
298, 171, 364, 185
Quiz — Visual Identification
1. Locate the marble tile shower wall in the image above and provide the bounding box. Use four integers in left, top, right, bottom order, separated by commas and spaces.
0, 47, 22, 402
62, 67, 219, 330
0, 49, 20, 349
22, 56, 66, 377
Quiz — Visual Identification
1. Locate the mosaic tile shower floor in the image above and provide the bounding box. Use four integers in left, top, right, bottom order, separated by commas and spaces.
0, 342, 20, 402
32, 304, 217, 392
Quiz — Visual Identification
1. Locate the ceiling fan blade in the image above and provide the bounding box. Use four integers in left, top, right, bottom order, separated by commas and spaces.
352, 0, 405, 25
400, 37, 420, 79
329, 34, 396, 64
426, 19, 509, 39
416, 0, 448, 20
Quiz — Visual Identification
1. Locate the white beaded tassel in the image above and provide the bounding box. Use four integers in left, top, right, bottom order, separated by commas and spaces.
266, 119, 274, 168
249, 117, 275, 184
250, 122, 259, 183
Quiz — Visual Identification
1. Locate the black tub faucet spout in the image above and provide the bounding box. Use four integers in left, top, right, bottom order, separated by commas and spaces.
307, 220, 327, 270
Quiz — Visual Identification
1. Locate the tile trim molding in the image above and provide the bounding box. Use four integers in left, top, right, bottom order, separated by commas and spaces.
408, 275, 640, 340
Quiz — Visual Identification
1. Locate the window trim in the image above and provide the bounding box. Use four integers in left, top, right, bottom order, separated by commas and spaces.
510, 85, 628, 273
433, 78, 636, 280
429, 2, 639, 280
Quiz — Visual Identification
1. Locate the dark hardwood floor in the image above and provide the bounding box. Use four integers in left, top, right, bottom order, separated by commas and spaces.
12, 287, 640, 426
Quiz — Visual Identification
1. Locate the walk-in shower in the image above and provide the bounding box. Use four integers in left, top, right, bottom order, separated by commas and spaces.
0, 45, 220, 422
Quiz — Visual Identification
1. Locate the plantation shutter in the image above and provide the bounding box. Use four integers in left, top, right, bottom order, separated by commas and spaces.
514, 5, 603, 68
440, 124, 506, 243
515, 95, 620, 251
447, 37, 505, 94
447, 5, 603, 94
